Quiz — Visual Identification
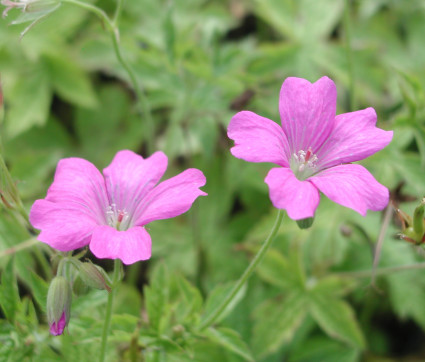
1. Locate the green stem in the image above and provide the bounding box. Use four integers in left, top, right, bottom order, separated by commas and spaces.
112, 0, 123, 25
62, 0, 155, 154
0, 238, 38, 258
370, 205, 393, 286
336, 262, 425, 278
99, 259, 122, 362
344, 0, 355, 112
197, 210, 284, 331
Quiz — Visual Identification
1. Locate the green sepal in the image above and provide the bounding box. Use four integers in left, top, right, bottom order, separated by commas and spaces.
296, 217, 314, 229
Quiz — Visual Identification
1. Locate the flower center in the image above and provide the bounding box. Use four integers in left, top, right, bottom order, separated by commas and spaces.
290, 147, 319, 180
106, 204, 130, 231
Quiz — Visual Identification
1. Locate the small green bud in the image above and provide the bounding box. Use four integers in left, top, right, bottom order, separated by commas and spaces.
0, 75, 3, 125
413, 198, 425, 237
72, 275, 89, 296
78, 261, 111, 292
296, 217, 314, 229
172, 324, 185, 338
46, 276, 72, 336
397, 198, 425, 245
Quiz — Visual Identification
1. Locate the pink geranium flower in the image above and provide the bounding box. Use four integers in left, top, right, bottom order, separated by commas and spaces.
228, 76, 393, 220
30, 150, 207, 264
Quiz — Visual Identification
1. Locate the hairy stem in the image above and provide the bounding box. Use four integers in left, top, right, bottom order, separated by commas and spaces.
344, 0, 356, 111
62, 0, 155, 154
0, 238, 38, 258
336, 262, 425, 279
99, 259, 121, 362
197, 210, 284, 331
371, 205, 393, 286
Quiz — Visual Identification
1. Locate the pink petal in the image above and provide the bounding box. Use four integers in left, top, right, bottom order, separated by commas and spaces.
50, 312, 67, 336
279, 77, 337, 153
30, 200, 97, 251
135, 169, 207, 226
103, 150, 168, 214
227, 111, 290, 167
44, 158, 109, 224
310, 164, 389, 216
89, 225, 151, 265
316, 108, 393, 169
265, 167, 320, 220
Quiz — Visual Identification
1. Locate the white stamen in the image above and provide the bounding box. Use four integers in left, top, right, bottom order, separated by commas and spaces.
290, 147, 319, 180
105, 203, 130, 230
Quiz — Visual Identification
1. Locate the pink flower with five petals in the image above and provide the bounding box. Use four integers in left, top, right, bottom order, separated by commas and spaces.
30, 150, 207, 264
228, 76, 393, 220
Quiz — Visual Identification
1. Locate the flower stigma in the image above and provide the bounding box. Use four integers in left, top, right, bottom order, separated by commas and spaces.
106, 203, 130, 231
290, 147, 319, 180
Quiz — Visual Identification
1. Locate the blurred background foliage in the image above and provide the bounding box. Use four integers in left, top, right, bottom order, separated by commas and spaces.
1, 0, 425, 360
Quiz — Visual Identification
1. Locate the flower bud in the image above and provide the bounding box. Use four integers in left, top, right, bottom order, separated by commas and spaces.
78, 261, 111, 292
0, 75, 3, 125
296, 217, 314, 230
72, 275, 89, 296
46, 276, 72, 336
397, 198, 425, 245
413, 198, 425, 237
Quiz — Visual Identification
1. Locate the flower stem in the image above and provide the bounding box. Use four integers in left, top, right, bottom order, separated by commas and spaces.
344, 0, 356, 112
335, 262, 425, 278
61, 0, 155, 155
0, 237, 38, 258
197, 209, 284, 331
112, 0, 123, 25
99, 259, 122, 362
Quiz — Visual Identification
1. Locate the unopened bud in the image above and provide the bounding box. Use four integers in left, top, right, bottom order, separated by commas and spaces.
397, 198, 425, 245
0, 75, 3, 125
413, 198, 425, 237
46, 276, 71, 336
79, 261, 111, 292
296, 217, 314, 230
72, 275, 89, 296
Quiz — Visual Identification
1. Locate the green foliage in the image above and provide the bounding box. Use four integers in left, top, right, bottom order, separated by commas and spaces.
0, 0, 425, 360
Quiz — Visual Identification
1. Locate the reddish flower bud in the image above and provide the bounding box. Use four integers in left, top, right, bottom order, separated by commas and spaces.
46, 276, 71, 336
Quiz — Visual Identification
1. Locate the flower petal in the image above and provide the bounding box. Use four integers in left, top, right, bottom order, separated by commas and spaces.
227, 111, 290, 167
135, 169, 207, 226
103, 150, 168, 215
316, 108, 393, 169
30, 200, 97, 251
265, 167, 320, 220
44, 158, 109, 224
310, 164, 389, 216
279, 76, 337, 153
89, 225, 151, 265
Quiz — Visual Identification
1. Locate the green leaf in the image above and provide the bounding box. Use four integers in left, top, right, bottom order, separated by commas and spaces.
251, 290, 307, 358
289, 336, 360, 362
28, 270, 48, 312
309, 293, 365, 349
200, 282, 247, 326
0, 257, 20, 322
43, 52, 97, 108
6, 67, 51, 137
75, 85, 145, 165
144, 263, 169, 333
177, 275, 203, 316
254, 0, 344, 41
204, 327, 254, 361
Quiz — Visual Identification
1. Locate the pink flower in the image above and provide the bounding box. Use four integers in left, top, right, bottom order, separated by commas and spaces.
30, 150, 207, 264
228, 77, 393, 220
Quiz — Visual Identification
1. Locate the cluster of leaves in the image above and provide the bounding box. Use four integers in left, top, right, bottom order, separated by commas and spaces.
1, 0, 425, 360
